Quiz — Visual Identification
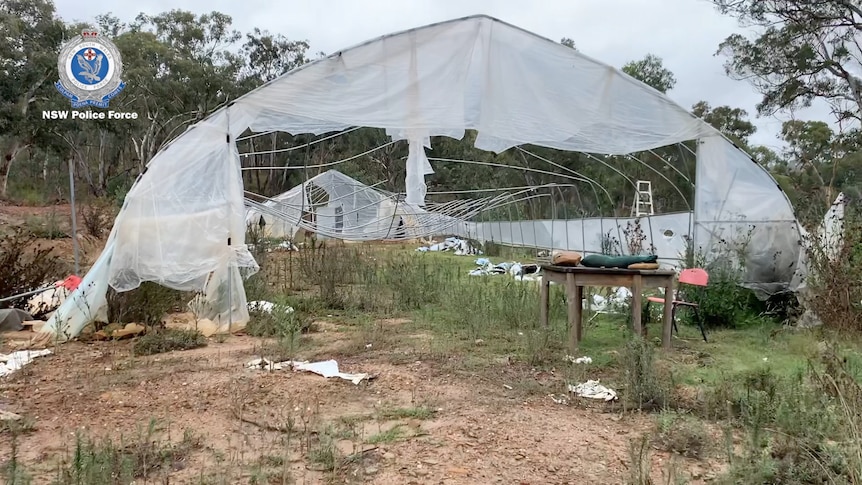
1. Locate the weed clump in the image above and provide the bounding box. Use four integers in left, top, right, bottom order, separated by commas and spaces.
653, 410, 709, 458
621, 336, 670, 410
133, 328, 207, 356
107, 282, 187, 326
55, 423, 201, 484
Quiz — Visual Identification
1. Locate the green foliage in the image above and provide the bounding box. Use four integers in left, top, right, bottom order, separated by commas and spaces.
714, 0, 862, 124
691, 100, 756, 147
132, 328, 207, 356
653, 410, 709, 458
107, 282, 187, 326
802, 206, 862, 332
54, 423, 202, 484
79, 200, 115, 238
711, 348, 862, 484
622, 337, 670, 410
23, 213, 66, 239
246, 302, 308, 356
680, 236, 767, 330
621, 54, 677, 93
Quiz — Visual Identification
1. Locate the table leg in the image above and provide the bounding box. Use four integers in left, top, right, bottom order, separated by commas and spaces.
631, 275, 643, 337
566, 273, 579, 352
539, 276, 550, 328
661, 277, 674, 349
575, 285, 584, 341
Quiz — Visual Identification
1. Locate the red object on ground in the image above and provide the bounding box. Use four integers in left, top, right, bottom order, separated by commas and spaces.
56, 275, 82, 291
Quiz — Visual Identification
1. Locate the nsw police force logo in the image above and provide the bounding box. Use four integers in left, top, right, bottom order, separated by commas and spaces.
55, 30, 125, 109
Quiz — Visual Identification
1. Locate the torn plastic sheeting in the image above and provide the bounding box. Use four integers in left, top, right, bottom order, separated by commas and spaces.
568, 380, 617, 401
247, 300, 294, 314
590, 287, 633, 313
468, 259, 540, 281
564, 355, 592, 364
416, 237, 481, 256
246, 358, 371, 385
0, 349, 52, 378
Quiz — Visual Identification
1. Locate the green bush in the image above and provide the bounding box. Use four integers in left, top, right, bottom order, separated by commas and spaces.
107, 282, 187, 326
712, 350, 862, 484
133, 328, 207, 356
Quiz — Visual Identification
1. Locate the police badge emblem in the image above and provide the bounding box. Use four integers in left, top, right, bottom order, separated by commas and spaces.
55, 30, 126, 108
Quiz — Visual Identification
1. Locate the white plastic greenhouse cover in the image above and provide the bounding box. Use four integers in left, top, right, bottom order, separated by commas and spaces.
41, 14, 802, 340
245, 170, 463, 240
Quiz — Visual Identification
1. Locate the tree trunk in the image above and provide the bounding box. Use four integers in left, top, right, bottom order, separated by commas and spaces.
0, 142, 29, 198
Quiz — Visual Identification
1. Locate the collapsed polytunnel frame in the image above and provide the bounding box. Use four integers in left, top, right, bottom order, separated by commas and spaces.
238, 127, 701, 264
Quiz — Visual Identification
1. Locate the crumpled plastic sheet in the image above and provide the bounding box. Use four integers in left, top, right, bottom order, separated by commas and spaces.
564, 355, 592, 364
247, 301, 294, 314
416, 237, 481, 256
568, 380, 618, 401
246, 358, 371, 385
590, 286, 633, 313
469, 259, 541, 282
0, 349, 52, 378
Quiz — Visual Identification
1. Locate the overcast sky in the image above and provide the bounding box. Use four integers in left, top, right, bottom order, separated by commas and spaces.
54, 0, 835, 151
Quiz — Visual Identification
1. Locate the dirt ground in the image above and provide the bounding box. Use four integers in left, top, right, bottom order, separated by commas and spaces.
1, 324, 724, 484
0, 203, 724, 484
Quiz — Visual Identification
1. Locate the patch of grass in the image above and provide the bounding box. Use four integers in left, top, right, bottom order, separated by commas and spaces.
377, 406, 435, 421
711, 346, 862, 484
308, 428, 338, 472
133, 328, 207, 356
23, 213, 66, 239
653, 410, 709, 459
1, 428, 31, 485
54, 422, 201, 484
622, 336, 670, 410
366, 425, 407, 444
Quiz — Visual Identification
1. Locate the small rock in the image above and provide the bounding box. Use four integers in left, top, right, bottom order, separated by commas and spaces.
364, 467, 378, 475
474, 339, 485, 345
383, 452, 395, 460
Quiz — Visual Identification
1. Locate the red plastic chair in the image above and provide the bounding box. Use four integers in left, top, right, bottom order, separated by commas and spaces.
646, 268, 709, 342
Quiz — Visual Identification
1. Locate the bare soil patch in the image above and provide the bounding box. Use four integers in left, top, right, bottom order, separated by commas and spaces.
1, 321, 722, 484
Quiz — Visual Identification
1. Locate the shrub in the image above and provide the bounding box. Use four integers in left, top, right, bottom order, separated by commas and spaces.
802, 205, 862, 331
79, 199, 115, 238
0, 227, 63, 309
680, 233, 767, 329
715, 350, 862, 484
653, 410, 709, 458
621, 336, 670, 410
107, 282, 188, 326
133, 328, 207, 355
23, 212, 67, 239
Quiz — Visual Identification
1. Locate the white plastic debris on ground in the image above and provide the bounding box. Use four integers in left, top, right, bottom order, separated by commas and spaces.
564, 355, 593, 364
416, 237, 481, 255
26, 285, 70, 317
590, 286, 633, 313
0, 349, 52, 378
469, 258, 541, 282
246, 358, 370, 385
247, 300, 294, 314
272, 241, 299, 252
568, 380, 618, 401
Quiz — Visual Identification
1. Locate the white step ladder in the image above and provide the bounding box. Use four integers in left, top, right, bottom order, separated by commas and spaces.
631, 180, 654, 217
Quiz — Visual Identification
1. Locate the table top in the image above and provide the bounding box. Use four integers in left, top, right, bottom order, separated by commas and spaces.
540, 264, 676, 276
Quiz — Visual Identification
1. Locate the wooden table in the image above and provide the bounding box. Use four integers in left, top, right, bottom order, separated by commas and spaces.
539, 265, 676, 351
